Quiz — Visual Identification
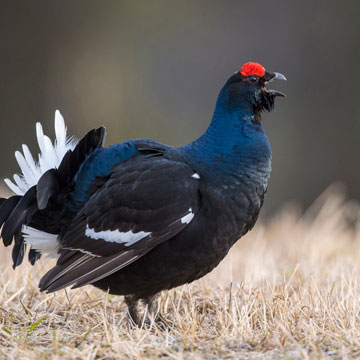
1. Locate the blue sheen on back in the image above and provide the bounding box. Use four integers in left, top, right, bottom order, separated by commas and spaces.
69, 141, 139, 211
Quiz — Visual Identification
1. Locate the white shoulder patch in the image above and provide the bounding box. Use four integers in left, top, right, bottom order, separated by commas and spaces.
85, 225, 151, 247
4, 110, 78, 195
181, 208, 195, 224
191, 173, 200, 179
22, 226, 59, 258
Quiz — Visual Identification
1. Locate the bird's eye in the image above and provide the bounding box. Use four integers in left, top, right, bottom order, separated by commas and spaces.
248, 76, 258, 83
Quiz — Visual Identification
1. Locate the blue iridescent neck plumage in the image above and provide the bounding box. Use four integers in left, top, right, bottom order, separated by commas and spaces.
181, 85, 272, 186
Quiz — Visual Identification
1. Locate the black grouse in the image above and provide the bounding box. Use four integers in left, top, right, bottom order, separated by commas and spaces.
0, 62, 286, 325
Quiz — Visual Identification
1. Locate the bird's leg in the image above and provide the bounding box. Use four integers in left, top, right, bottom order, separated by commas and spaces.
124, 295, 141, 327
144, 294, 159, 320
143, 294, 168, 329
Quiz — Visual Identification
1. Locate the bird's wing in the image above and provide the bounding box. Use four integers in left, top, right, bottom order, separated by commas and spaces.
39, 154, 201, 292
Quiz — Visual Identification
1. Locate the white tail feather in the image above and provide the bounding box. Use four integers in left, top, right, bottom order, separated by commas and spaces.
4, 110, 78, 195
36, 122, 46, 154
22, 144, 37, 177
55, 110, 68, 160
43, 135, 58, 168
13, 174, 28, 194
22, 226, 59, 258
15, 151, 37, 186
4, 178, 22, 195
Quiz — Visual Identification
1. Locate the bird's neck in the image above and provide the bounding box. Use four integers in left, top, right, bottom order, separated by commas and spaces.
181, 99, 272, 188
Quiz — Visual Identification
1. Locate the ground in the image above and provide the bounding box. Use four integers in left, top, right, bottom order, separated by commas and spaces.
1, 186, 360, 359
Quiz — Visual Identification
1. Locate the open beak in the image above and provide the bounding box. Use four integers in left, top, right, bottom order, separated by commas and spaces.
264, 72, 287, 97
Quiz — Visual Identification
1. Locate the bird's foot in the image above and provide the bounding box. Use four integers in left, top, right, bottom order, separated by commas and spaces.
125, 294, 171, 330
144, 312, 169, 330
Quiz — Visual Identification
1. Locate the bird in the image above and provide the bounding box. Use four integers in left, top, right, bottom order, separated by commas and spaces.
0, 62, 285, 326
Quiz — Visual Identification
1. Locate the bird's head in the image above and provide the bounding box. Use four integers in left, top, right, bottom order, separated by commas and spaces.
219, 62, 286, 120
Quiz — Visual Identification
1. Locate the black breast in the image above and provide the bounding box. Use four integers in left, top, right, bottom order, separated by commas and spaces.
93, 178, 264, 299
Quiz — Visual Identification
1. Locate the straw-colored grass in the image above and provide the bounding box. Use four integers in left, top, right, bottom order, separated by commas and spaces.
1, 185, 360, 359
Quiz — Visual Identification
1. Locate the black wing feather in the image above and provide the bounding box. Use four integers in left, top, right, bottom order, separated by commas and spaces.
39, 154, 200, 292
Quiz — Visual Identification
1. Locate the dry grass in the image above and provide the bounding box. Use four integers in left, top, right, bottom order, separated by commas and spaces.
1, 185, 360, 359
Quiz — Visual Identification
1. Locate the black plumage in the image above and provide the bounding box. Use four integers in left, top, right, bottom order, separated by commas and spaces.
0, 62, 286, 325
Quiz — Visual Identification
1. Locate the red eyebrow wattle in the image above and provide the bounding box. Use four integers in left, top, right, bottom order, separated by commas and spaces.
240, 62, 265, 77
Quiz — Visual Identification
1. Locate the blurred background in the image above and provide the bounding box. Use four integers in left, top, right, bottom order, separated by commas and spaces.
0, 0, 359, 215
